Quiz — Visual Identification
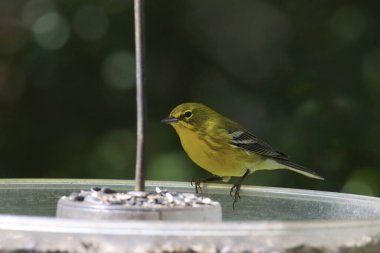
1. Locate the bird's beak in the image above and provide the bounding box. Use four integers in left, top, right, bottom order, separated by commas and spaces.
160, 116, 179, 124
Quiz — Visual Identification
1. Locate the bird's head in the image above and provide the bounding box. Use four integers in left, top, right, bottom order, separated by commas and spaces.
161, 102, 217, 131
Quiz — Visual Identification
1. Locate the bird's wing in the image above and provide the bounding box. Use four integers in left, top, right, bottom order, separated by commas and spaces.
228, 129, 288, 160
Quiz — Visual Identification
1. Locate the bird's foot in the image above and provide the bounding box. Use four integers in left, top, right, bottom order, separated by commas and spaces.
190, 178, 203, 194
190, 176, 224, 195
229, 169, 250, 209
230, 183, 242, 209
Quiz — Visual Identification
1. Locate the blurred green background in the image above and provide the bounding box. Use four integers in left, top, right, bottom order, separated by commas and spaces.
0, 0, 379, 196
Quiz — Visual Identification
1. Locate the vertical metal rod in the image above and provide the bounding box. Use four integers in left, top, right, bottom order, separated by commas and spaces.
134, 0, 146, 192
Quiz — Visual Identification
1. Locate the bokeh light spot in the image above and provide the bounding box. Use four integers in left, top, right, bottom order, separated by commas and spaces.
148, 152, 194, 181
331, 4, 370, 42
341, 168, 380, 196
102, 50, 136, 90
342, 180, 375, 196
73, 5, 108, 41
32, 12, 70, 50
86, 130, 135, 177
296, 99, 322, 117
332, 96, 356, 114
65, 130, 136, 178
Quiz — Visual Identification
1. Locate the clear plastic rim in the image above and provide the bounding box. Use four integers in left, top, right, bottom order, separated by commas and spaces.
0, 178, 380, 231
0, 178, 379, 203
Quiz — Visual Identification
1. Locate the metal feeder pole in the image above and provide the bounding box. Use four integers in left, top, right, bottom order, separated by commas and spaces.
134, 0, 146, 192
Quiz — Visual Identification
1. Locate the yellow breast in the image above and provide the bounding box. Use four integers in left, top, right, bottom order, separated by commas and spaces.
173, 126, 249, 177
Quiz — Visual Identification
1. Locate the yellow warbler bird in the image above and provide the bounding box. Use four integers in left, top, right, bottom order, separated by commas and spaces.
161, 102, 324, 207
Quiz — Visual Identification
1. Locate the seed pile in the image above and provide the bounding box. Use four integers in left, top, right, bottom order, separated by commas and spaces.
62, 186, 218, 208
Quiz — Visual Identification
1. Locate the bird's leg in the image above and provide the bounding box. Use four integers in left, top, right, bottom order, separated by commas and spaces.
230, 169, 250, 209
191, 176, 224, 194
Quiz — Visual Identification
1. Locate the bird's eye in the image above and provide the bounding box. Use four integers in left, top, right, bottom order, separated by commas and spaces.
184, 111, 192, 119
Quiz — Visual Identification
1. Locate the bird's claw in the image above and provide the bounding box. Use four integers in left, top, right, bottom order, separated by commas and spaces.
191, 178, 203, 195
230, 183, 242, 209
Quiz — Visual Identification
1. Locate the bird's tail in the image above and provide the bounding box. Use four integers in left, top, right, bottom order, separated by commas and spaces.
276, 159, 324, 180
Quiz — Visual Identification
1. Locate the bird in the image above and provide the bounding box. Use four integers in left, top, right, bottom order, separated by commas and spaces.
161, 102, 324, 207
